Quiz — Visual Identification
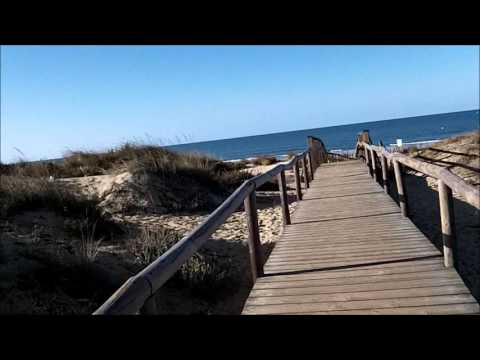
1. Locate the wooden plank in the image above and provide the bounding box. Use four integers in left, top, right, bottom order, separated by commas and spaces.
255, 267, 450, 287
243, 294, 477, 314
253, 270, 461, 290
267, 248, 440, 264
267, 246, 439, 262
263, 253, 442, 272
270, 237, 433, 250
245, 284, 471, 306
305, 303, 480, 315
258, 260, 445, 283
248, 278, 466, 298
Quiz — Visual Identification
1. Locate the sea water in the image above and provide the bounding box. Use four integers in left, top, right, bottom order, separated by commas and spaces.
167, 109, 480, 160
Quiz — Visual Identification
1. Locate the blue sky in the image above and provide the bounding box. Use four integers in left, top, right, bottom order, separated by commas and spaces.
1, 45, 479, 162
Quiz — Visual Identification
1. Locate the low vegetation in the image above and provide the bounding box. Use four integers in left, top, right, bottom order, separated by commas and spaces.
0, 175, 98, 217
250, 155, 277, 166
0, 142, 254, 314
126, 227, 242, 294
1, 143, 250, 184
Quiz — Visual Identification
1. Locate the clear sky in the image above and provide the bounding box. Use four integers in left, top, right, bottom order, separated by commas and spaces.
1, 45, 479, 163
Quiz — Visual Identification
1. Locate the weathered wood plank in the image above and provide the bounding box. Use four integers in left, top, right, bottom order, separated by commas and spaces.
243, 294, 477, 314
245, 284, 471, 306
248, 278, 465, 298
305, 303, 480, 315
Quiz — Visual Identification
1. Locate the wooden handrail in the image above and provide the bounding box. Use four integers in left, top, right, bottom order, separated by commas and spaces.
94, 137, 330, 315
356, 132, 479, 270
357, 141, 480, 209
326, 152, 355, 160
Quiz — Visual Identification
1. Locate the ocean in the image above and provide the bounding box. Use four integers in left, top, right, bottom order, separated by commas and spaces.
167, 109, 480, 160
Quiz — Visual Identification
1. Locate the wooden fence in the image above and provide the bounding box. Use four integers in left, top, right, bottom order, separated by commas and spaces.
355, 131, 480, 269
93, 136, 329, 314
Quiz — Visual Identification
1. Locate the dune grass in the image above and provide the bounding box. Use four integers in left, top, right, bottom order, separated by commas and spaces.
250, 155, 278, 166
126, 226, 239, 291
1, 142, 249, 182
0, 175, 98, 216
1, 142, 251, 216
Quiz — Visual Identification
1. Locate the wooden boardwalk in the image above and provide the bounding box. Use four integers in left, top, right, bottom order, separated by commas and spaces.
242, 160, 479, 315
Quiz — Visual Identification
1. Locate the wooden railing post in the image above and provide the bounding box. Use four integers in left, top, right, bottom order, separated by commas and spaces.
302, 155, 310, 188
307, 151, 314, 180
140, 295, 158, 315
370, 148, 378, 183
438, 180, 457, 268
364, 147, 372, 176
244, 190, 264, 281
380, 154, 388, 194
277, 169, 291, 226
393, 159, 408, 217
294, 159, 302, 201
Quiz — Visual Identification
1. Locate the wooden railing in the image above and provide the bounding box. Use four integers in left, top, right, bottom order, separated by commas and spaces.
93, 136, 329, 315
355, 131, 480, 269
326, 152, 356, 162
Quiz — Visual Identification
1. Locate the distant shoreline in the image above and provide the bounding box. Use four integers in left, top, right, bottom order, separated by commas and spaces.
5, 110, 479, 164
10, 133, 474, 166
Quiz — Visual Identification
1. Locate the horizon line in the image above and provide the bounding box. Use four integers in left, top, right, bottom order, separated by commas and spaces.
167, 108, 479, 148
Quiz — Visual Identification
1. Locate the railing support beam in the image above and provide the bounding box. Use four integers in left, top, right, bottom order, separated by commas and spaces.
307, 151, 314, 180
244, 190, 264, 281
370, 148, 378, 183
393, 159, 408, 217
277, 169, 292, 226
294, 160, 302, 201
365, 147, 372, 176
380, 154, 388, 194
302, 155, 310, 188
438, 180, 457, 268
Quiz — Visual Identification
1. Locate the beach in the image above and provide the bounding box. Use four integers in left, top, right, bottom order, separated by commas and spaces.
1, 130, 478, 314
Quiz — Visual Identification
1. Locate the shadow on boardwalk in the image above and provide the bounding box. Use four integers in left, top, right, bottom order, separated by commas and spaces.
389, 172, 480, 302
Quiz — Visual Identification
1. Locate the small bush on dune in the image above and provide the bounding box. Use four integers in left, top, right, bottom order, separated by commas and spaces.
127, 227, 180, 266
76, 217, 104, 265
251, 155, 277, 166
125, 145, 251, 192
230, 160, 250, 170
127, 227, 241, 294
